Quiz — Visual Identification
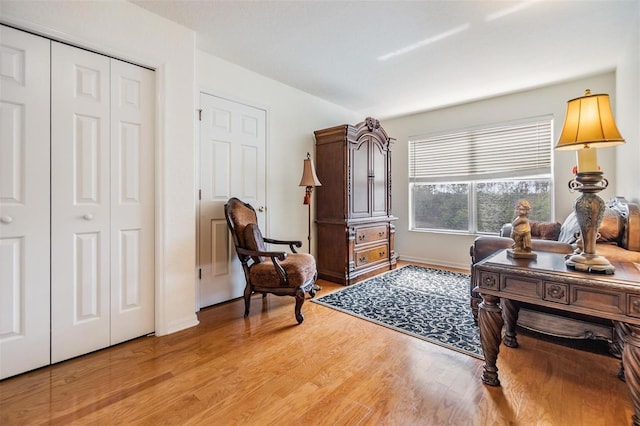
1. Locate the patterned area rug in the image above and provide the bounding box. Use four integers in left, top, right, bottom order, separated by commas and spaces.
312, 265, 483, 359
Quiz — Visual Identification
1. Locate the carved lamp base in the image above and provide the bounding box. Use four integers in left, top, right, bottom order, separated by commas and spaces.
565, 252, 615, 274
566, 172, 615, 275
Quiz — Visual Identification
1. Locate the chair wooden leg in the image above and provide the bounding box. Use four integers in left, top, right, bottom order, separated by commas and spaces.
294, 287, 305, 324
243, 285, 252, 317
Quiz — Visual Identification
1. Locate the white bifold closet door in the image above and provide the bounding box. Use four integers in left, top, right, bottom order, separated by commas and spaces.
0, 26, 51, 380
1, 27, 154, 378
50, 42, 155, 363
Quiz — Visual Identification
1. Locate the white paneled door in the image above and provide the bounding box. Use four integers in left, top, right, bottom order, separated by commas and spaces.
198, 94, 266, 308
0, 26, 51, 380
50, 42, 155, 363
109, 59, 155, 346
51, 42, 112, 362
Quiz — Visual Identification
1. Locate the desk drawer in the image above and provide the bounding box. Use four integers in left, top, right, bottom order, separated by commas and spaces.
572, 285, 624, 315
355, 225, 387, 245
501, 275, 542, 299
355, 244, 388, 267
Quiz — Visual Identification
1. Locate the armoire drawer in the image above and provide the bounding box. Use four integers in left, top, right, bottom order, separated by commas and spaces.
355, 225, 387, 245
355, 244, 389, 267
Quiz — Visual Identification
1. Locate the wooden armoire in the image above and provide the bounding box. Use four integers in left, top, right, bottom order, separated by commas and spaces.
314, 117, 397, 285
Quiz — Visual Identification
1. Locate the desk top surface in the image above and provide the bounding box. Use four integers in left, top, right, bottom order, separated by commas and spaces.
480, 249, 640, 286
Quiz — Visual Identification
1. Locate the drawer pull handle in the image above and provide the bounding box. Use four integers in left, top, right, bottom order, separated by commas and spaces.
379, 251, 385, 256
1, 216, 13, 224
83, 214, 94, 221
359, 256, 366, 263
359, 235, 365, 240
378, 231, 385, 237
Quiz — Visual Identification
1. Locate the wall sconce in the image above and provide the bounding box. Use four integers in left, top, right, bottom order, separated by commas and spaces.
555, 89, 625, 274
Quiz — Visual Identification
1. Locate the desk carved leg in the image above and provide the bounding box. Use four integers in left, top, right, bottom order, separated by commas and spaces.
478, 293, 503, 386
502, 299, 519, 348
622, 323, 640, 426
614, 321, 628, 381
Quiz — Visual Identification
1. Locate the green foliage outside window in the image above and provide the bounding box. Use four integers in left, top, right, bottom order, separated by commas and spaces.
412, 184, 469, 231
411, 179, 551, 233
476, 180, 551, 233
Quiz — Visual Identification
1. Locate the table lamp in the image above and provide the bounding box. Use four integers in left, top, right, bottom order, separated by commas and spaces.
555, 89, 625, 274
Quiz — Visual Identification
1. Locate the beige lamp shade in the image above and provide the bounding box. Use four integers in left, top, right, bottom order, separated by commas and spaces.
555, 89, 625, 151
299, 154, 322, 187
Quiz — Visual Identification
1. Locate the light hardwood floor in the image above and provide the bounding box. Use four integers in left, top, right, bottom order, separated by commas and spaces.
0, 262, 634, 425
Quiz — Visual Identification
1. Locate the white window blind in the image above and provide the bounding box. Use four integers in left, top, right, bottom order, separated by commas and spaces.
409, 117, 553, 183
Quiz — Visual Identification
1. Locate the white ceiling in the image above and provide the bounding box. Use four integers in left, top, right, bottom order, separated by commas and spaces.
131, 0, 639, 119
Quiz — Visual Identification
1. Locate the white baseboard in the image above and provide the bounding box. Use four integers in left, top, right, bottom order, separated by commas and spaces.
397, 254, 471, 273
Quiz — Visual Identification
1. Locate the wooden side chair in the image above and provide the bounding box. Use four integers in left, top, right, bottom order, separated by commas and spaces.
224, 197, 317, 324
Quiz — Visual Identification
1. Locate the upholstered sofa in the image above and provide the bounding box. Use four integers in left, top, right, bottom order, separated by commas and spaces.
469, 198, 640, 345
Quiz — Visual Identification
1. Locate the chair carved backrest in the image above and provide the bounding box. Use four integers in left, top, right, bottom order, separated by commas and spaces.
225, 198, 259, 263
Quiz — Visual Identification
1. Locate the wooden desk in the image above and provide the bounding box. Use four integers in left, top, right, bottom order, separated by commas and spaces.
473, 249, 640, 426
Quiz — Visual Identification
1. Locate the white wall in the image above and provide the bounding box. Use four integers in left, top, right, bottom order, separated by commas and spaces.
383, 73, 619, 270
196, 51, 360, 245
615, 2, 640, 204
1, 0, 199, 335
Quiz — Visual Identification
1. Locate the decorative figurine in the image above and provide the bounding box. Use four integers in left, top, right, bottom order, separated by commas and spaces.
507, 199, 537, 260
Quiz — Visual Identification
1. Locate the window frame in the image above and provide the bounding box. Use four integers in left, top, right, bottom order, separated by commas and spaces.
408, 116, 554, 234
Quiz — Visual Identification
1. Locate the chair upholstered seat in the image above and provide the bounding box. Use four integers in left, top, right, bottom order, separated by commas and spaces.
249, 253, 316, 288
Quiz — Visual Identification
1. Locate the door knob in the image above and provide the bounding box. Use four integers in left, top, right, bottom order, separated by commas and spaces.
0, 216, 13, 224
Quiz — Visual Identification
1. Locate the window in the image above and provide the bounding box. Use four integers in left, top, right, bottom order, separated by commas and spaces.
409, 117, 553, 234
